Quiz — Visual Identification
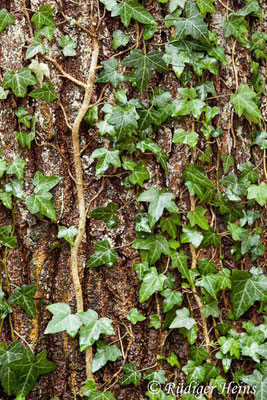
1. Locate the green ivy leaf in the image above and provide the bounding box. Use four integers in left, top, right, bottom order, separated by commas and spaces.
112, 29, 129, 50
91, 148, 121, 176
89, 202, 118, 228
188, 206, 209, 231
97, 58, 124, 88
45, 303, 82, 337
26, 37, 46, 60
29, 82, 58, 104
86, 240, 118, 268
197, 0, 215, 16
15, 131, 35, 149
132, 234, 170, 265
160, 214, 181, 239
122, 50, 168, 92
138, 187, 178, 227
161, 288, 182, 313
129, 160, 150, 187
149, 314, 161, 329
197, 258, 216, 275
118, 0, 156, 27
92, 341, 121, 373
231, 84, 262, 124
230, 269, 267, 319
0, 86, 8, 99
59, 35, 77, 56
0, 341, 24, 395
224, 15, 248, 45
173, 129, 198, 148
127, 308, 146, 324
32, 171, 61, 193
242, 369, 267, 400
109, 105, 138, 139
84, 106, 98, 126
183, 164, 215, 189
0, 225, 17, 248
247, 183, 267, 206
171, 251, 195, 286
121, 362, 141, 386
201, 228, 221, 247
169, 307, 196, 330
8, 349, 56, 397
0, 8, 14, 33
6, 158, 26, 180
173, 0, 209, 45
139, 267, 166, 303
57, 226, 78, 246
78, 310, 114, 351
31, 5, 55, 29
86, 390, 115, 400
3, 68, 36, 97
181, 225, 203, 248
8, 285, 37, 318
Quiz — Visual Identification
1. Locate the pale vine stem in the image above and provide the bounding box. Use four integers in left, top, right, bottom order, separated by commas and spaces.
70, 35, 100, 381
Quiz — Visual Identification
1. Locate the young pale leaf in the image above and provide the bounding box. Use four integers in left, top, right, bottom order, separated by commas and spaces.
59, 35, 77, 57
91, 148, 121, 176
86, 240, 118, 268
57, 226, 78, 246
45, 303, 82, 337
26, 37, 46, 60
28, 60, 50, 86
113, 29, 129, 50
78, 309, 114, 351
230, 270, 267, 319
247, 183, 267, 206
3, 68, 36, 97
8, 285, 37, 318
29, 82, 58, 104
170, 308, 196, 330
138, 187, 178, 227
89, 202, 118, 228
121, 362, 141, 387
231, 84, 262, 124
97, 58, 124, 88
139, 267, 166, 303
122, 50, 168, 92
127, 308, 146, 324
0, 8, 14, 33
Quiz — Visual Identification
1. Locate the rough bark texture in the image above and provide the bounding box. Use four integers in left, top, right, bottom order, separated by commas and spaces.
0, 0, 266, 399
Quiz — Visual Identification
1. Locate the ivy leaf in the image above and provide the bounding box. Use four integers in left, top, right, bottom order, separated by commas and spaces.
86, 390, 115, 400
201, 228, 220, 248
122, 50, 168, 92
35, 25, 55, 41
28, 60, 50, 87
160, 214, 181, 239
59, 35, 77, 57
183, 164, 215, 189
197, 258, 216, 275
171, 251, 195, 286
173, 129, 199, 148
26, 37, 46, 60
78, 309, 114, 351
144, 369, 167, 384
29, 82, 58, 104
89, 202, 118, 228
45, 303, 82, 337
247, 183, 267, 206
32, 171, 61, 193
31, 5, 55, 29
189, 346, 209, 365
161, 288, 182, 313
121, 362, 141, 387
231, 84, 262, 124
188, 206, 209, 231
109, 105, 138, 139
6, 158, 26, 180
242, 370, 267, 400
92, 341, 121, 373
149, 314, 161, 329
113, 29, 129, 50
173, 0, 210, 45
129, 161, 150, 187
230, 270, 267, 319
0, 341, 24, 395
181, 225, 203, 248
0, 86, 8, 99
3, 68, 36, 97
97, 58, 124, 88
8, 285, 37, 318
57, 226, 78, 246
197, 0, 215, 16
91, 148, 121, 176
0, 8, 14, 33
86, 240, 118, 268
127, 308, 146, 324
8, 349, 56, 397
118, 0, 156, 27
182, 360, 206, 385
0, 225, 17, 248
138, 187, 178, 227
139, 267, 166, 303
132, 234, 170, 265
224, 15, 248, 45
169, 307, 196, 330
221, 152, 234, 174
